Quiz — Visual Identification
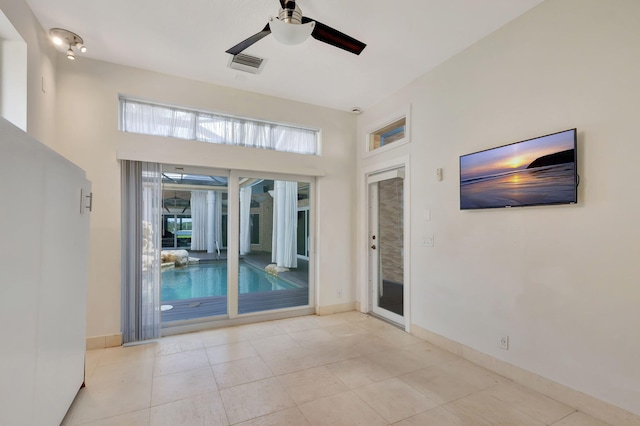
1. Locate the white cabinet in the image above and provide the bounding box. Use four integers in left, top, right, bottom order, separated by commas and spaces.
0, 117, 91, 426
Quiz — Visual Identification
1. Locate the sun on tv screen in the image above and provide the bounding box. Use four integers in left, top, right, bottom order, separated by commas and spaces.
460, 129, 577, 210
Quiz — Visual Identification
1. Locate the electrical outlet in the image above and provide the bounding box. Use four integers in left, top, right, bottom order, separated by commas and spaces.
422, 234, 434, 247
499, 335, 509, 350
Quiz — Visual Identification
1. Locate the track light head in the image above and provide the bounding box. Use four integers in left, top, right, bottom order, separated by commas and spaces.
49, 28, 86, 60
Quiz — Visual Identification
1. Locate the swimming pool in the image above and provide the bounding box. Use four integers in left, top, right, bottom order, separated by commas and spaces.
161, 261, 297, 301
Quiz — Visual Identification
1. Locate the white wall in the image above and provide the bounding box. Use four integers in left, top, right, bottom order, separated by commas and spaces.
54, 58, 357, 338
0, 0, 57, 145
0, 11, 27, 131
358, 0, 640, 415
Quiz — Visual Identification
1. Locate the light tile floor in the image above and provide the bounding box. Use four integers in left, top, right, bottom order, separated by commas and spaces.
62, 312, 611, 425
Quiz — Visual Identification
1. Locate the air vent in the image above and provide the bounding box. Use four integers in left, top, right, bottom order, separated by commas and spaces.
228, 53, 265, 74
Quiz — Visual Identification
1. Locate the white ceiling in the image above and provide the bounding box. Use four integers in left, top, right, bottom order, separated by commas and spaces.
25, 0, 543, 112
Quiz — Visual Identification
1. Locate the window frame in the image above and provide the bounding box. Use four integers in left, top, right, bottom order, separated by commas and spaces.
364, 105, 412, 157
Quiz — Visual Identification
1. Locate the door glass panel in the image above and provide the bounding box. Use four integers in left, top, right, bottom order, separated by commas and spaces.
160, 172, 228, 323
221, 214, 228, 248
296, 210, 306, 257
162, 216, 177, 248
238, 177, 310, 314
250, 213, 260, 244
377, 177, 404, 317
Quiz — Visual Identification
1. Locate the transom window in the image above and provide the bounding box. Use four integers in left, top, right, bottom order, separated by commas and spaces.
369, 117, 406, 151
119, 97, 319, 155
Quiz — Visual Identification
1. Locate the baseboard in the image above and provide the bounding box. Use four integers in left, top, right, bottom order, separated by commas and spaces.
161, 307, 315, 337
86, 333, 122, 350
411, 323, 640, 426
316, 302, 356, 316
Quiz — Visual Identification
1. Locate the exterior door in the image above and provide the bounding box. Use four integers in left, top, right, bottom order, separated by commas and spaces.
159, 170, 229, 324
235, 174, 313, 315
368, 167, 405, 325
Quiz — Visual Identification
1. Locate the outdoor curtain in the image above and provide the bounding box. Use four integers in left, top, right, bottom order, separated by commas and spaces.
190, 191, 208, 251
121, 160, 162, 343
191, 190, 222, 254
272, 180, 298, 268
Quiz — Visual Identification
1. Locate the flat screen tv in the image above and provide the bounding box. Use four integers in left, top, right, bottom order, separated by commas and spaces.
460, 129, 577, 210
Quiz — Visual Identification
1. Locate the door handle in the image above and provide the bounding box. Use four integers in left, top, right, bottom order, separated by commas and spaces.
371, 244, 376, 249
80, 189, 93, 214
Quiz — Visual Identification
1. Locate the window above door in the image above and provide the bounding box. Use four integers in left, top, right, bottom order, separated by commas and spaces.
365, 105, 411, 157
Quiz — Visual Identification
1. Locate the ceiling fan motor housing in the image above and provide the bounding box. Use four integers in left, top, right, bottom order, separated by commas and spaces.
226, 0, 366, 56
279, 1, 303, 24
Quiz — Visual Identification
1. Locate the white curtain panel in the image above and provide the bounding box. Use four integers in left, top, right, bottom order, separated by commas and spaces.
121, 101, 195, 139
121, 160, 162, 343
272, 126, 317, 154
272, 181, 298, 268
121, 98, 317, 155
239, 186, 252, 255
190, 190, 208, 251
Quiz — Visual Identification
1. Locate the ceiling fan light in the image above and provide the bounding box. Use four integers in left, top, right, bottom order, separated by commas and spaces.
269, 17, 314, 46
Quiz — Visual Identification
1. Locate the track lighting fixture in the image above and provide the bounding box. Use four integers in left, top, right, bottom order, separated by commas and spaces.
49, 28, 87, 61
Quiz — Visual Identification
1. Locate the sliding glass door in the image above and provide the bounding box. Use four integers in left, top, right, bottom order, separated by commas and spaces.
153, 167, 314, 327
235, 174, 313, 315
159, 170, 229, 324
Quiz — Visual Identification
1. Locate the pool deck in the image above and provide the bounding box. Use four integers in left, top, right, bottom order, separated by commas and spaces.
161, 250, 309, 323
161, 288, 309, 322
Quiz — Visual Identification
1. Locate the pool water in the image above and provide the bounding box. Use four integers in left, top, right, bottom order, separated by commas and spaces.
161, 262, 296, 302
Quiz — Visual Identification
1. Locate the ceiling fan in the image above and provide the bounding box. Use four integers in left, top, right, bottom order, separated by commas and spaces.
226, 0, 366, 56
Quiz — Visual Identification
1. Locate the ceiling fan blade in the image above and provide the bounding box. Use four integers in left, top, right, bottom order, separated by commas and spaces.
303, 17, 366, 55
225, 23, 271, 55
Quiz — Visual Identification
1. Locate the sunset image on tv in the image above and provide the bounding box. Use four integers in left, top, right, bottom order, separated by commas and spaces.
460, 129, 577, 209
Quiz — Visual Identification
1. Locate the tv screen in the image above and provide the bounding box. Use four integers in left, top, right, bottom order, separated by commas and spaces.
460, 129, 577, 210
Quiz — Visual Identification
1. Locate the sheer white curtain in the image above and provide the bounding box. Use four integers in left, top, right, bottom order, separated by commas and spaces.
121, 160, 162, 343
272, 181, 298, 268
121, 98, 318, 155
272, 126, 317, 154
121, 101, 195, 139
239, 186, 252, 255
190, 191, 208, 251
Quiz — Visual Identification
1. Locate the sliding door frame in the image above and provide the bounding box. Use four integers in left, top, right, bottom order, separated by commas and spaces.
157, 166, 316, 335
229, 169, 316, 319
